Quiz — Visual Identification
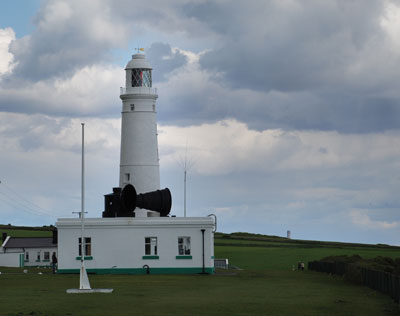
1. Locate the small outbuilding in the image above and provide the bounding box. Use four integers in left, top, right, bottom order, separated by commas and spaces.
0, 232, 58, 268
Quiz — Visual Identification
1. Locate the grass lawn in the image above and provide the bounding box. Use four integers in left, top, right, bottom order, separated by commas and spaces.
1, 232, 400, 315
1, 269, 399, 316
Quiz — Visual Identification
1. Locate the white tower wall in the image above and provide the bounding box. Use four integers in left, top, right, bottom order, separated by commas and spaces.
119, 54, 160, 194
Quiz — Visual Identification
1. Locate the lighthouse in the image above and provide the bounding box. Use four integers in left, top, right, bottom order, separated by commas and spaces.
119, 53, 160, 194
56, 51, 215, 275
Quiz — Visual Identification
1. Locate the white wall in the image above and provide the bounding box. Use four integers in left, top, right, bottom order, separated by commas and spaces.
24, 247, 57, 267
57, 217, 215, 274
119, 97, 160, 193
0, 252, 23, 267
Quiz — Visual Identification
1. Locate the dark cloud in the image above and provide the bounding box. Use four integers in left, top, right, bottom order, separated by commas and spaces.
194, 1, 385, 92
146, 42, 188, 82
168, 1, 400, 133
157, 75, 400, 133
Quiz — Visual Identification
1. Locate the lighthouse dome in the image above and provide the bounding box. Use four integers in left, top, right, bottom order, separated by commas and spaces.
125, 54, 152, 70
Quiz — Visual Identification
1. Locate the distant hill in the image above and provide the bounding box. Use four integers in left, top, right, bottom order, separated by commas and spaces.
215, 232, 400, 250
1, 225, 398, 250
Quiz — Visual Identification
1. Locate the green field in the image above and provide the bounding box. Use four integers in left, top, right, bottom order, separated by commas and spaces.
0, 225, 53, 241
1, 229, 400, 315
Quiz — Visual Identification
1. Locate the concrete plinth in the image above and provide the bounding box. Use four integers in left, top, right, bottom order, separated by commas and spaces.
66, 288, 113, 294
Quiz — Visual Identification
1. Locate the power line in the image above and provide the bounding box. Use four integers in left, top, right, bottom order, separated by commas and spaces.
0, 191, 51, 218
0, 180, 61, 218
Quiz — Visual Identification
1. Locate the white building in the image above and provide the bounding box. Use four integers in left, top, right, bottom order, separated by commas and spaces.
56, 52, 215, 274
0, 233, 57, 268
56, 217, 214, 274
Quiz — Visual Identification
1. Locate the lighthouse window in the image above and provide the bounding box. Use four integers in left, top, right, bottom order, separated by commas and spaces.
145, 237, 157, 255
152, 104, 155, 112
131, 69, 152, 87
130, 104, 135, 111
125, 173, 130, 182
178, 237, 191, 255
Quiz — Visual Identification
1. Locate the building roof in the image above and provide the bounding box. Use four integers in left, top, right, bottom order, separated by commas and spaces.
56, 217, 215, 230
3, 237, 56, 249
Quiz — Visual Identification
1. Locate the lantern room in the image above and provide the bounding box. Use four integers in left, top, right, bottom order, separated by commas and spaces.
125, 54, 152, 88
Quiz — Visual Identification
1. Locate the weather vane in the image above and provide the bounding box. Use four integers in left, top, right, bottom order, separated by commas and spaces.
135, 47, 145, 54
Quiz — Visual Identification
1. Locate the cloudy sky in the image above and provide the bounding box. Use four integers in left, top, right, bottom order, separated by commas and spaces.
1, 0, 400, 245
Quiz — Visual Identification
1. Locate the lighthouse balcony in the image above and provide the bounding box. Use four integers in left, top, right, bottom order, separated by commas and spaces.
120, 87, 157, 96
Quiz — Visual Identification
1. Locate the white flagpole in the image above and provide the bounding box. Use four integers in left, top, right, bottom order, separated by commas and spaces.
81, 122, 85, 265
79, 123, 91, 290
67, 123, 112, 293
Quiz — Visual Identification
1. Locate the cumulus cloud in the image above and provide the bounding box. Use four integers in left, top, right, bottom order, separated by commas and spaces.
157, 119, 400, 241
1, 0, 400, 243
196, 1, 386, 91
350, 209, 400, 229
0, 63, 123, 116
1, 110, 399, 242
0, 27, 15, 76
146, 42, 188, 82
158, 119, 400, 176
8, 0, 130, 81
2, 0, 400, 133
0, 112, 120, 223
188, 0, 400, 132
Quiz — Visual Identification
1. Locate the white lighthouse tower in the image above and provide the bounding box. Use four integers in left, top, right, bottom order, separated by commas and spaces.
119, 53, 160, 194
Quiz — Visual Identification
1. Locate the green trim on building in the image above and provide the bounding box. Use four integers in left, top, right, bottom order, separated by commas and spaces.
176, 255, 192, 259
58, 267, 214, 275
42, 259, 50, 262
75, 256, 93, 261
211, 256, 215, 259
35, 260, 40, 262
19, 254, 24, 268
142, 255, 159, 260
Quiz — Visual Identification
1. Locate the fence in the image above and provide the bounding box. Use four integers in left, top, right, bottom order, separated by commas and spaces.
214, 258, 229, 269
308, 260, 400, 304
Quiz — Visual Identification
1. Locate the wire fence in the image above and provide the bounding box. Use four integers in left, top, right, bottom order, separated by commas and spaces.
308, 260, 400, 304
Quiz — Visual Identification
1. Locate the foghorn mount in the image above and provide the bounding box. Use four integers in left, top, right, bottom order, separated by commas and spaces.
102, 184, 172, 217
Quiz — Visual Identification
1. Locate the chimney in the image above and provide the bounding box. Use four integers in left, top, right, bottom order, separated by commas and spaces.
52, 229, 58, 244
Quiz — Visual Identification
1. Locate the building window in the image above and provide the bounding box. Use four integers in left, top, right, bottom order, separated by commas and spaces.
78, 237, 92, 256
130, 104, 135, 111
178, 237, 191, 255
25, 252, 29, 262
152, 104, 155, 112
37, 251, 40, 261
145, 237, 157, 255
44, 252, 50, 261
125, 173, 130, 182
